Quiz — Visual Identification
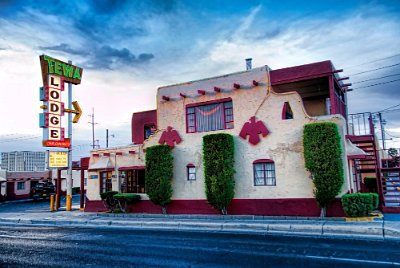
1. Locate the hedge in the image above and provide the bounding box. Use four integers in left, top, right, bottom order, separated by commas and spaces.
342, 193, 379, 217
303, 122, 344, 216
203, 133, 235, 215
145, 145, 173, 214
113, 193, 141, 203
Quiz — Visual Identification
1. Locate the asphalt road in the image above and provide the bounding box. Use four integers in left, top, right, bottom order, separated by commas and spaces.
0, 225, 400, 267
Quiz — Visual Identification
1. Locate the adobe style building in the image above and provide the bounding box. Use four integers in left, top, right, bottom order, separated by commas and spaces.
85, 60, 400, 216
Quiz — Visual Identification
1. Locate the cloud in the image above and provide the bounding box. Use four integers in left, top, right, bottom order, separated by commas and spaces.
37, 43, 154, 69
38, 43, 85, 55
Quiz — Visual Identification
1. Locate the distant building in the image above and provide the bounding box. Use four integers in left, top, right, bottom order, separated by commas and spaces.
1, 151, 47, 171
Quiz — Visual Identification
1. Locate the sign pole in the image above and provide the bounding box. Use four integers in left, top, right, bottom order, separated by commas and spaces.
66, 60, 73, 211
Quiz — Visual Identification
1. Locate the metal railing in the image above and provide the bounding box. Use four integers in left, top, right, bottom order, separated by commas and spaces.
347, 112, 374, 136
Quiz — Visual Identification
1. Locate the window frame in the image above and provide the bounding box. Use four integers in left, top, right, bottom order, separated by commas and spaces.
17, 181, 25, 190
187, 164, 196, 181
282, 102, 294, 120
100, 171, 112, 193
186, 98, 234, 133
253, 159, 276, 186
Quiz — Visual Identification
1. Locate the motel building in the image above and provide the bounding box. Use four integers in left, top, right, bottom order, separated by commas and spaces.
85, 60, 400, 216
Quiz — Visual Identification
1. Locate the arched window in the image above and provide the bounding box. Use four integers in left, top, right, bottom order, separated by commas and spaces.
282, 102, 293, 120
253, 159, 276, 186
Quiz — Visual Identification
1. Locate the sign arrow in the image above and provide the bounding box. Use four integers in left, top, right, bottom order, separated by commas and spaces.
64, 101, 82, 123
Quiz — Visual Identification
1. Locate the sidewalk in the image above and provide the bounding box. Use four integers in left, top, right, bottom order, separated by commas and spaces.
1, 206, 400, 241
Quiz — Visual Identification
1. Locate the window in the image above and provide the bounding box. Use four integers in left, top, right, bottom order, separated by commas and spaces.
100, 171, 112, 193
121, 169, 145, 193
17, 181, 25, 190
282, 102, 293, 120
187, 164, 196, 181
253, 159, 276, 186
144, 124, 156, 140
186, 99, 234, 133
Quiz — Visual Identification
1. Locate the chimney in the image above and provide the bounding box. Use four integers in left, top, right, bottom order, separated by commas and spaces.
245, 58, 252, 70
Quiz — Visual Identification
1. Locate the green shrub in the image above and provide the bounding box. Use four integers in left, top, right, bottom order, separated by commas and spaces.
303, 122, 344, 217
113, 193, 141, 203
145, 145, 173, 214
113, 193, 141, 213
100, 191, 118, 200
203, 133, 235, 215
342, 193, 379, 217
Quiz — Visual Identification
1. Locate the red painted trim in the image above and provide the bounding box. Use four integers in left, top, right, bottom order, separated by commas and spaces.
162, 96, 170, 101
347, 154, 367, 160
103, 153, 110, 157
253, 159, 274, 164
214, 86, 221, 92
84, 198, 345, 216
186, 163, 195, 167
252, 80, 259, 86
198, 90, 206, 95
180, 93, 186, 98
233, 83, 240, 89
118, 166, 145, 171
129, 150, 136, 154
88, 168, 114, 172
281, 102, 288, 120
93, 153, 99, 157
186, 97, 232, 108
116, 152, 123, 156
328, 75, 336, 114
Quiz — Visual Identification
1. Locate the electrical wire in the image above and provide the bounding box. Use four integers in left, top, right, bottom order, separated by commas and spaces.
344, 53, 400, 69
348, 63, 400, 76
352, 73, 400, 84
352, 78, 400, 90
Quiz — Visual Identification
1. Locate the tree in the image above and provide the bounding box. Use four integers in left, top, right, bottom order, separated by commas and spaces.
145, 145, 173, 214
203, 133, 235, 215
303, 122, 344, 218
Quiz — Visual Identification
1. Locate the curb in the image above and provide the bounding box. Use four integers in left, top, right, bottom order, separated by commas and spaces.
0, 217, 398, 241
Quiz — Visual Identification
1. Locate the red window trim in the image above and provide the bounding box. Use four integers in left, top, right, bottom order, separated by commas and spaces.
186, 98, 234, 133
253, 159, 276, 186
186, 97, 232, 108
118, 166, 145, 171
253, 159, 274, 164
281, 102, 293, 120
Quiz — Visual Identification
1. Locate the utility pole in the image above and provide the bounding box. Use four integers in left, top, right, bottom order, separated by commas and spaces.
66, 60, 73, 211
106, 129, 109, 148
88, 108, 98, 149
378, 112, 386, 150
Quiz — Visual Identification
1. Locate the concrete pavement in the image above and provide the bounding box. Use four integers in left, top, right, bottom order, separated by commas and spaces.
1, 205, 400, 240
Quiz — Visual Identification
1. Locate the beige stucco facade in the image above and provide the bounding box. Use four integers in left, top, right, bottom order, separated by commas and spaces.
87, 66, 353, 203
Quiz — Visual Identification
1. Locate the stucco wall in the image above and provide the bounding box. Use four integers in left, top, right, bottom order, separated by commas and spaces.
146, 66, 350, 200
86, 66, 351, 204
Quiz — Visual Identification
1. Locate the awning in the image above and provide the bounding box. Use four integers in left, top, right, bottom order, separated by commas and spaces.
88, 157, 114, 171
346, 139, 368, 159
0, 176, 6, 182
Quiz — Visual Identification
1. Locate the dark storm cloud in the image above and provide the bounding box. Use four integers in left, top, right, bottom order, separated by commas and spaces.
38, 43, 154, 69
38, 43, 85, 55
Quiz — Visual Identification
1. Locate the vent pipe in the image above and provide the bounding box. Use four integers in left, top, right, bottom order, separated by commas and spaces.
245, 58, 252, 70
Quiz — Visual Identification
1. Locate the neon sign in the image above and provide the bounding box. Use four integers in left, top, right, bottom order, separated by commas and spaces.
39, 55, 83, 148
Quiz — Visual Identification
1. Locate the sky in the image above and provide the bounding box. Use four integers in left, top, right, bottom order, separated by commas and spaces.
0, 0, 400, 160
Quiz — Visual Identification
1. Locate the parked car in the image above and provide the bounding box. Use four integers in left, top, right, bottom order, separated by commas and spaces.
32, 182, 55, 200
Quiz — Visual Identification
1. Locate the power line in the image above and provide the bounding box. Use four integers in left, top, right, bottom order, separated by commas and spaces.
352, 73, 400, 84
376, 103, 400, 113
385, 131, 400, 139
348, 63, 400, 76
344, 53, 400, 69
352, 78, 400, 90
